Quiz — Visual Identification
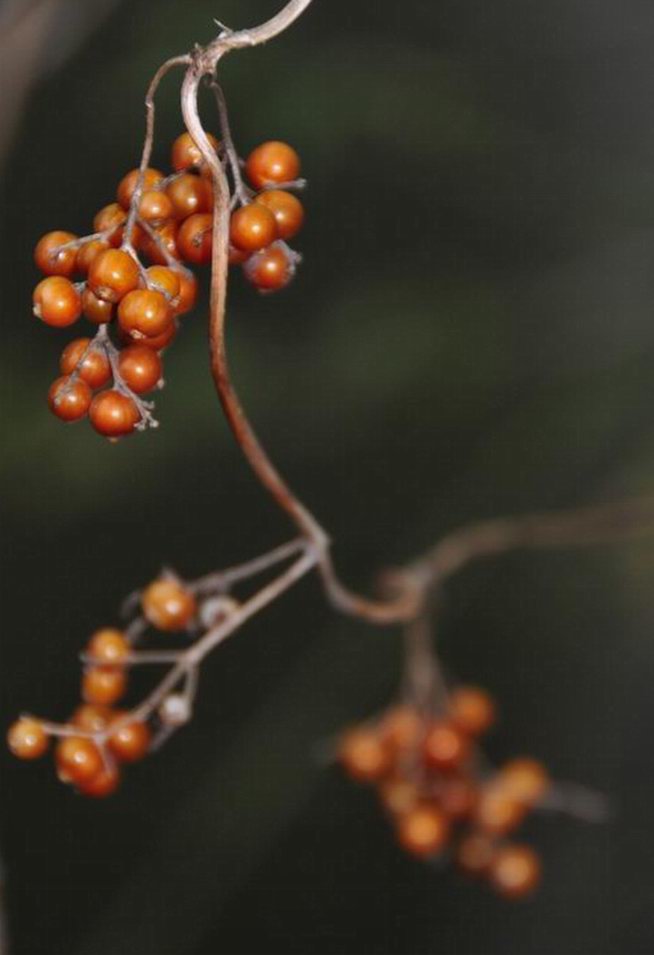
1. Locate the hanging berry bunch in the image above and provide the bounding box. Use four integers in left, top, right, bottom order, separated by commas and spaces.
33, 125, 305, 439
338, 688, 550, 899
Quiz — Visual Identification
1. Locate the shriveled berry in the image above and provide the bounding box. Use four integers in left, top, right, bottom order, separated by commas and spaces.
7, 718, 49, 760
89, 390, 140, 438
60, 339, 111, 389
141, 578, 196, 631
34, 230, 78, 276
48, 376, 92, 422
33, 276, 81, 327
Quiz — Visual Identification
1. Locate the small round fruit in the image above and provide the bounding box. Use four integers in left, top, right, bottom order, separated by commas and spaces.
159, 694, 192, 726
243, 241, 295, 292
60, 339, 111, 389
93, 203, 127, 246
245, 141, 300, 189
438, 775, 478, 821
166, 173, 212, 219
34, 230, 78, 276
119, 320, 177, 352
175, 270, 198, 316
48, 376, 92, 422
141, 579, 196, 631
230, 203, 277, 252
337, 727, 391, 783
474, 784, 527, 837
255, 189, 304, 240
88, 249, 140, 303
71, 704, 113, 734
117, 289, 172, 340
82, 666, 127, 706
140, 221, 180, 265
86, 628, 130, 666
33, 276, 81, 327
228, 245, 249, 266
448, 686, 496, 737
82, 287, 114, 324
76, 238, 110, 273
381, 705, 423, 753
177, 213, 213, 265
55, 736, 103, 784
117, 167, 164, 209
455, 833, 496, 879
138, 190, 174, 226
76, 762, 121, 798
423, 721, 471, 773
378, 777, 420, 816
396, 803, 450, 858
118, 344, 162, 394
89, 390, 140, 438
488, 844, 541, 899
171, 131, 220, 172
7, 718, 49, 760
108, 715, 151, 763
146, 265, 181, 303
500, 759, 549, 806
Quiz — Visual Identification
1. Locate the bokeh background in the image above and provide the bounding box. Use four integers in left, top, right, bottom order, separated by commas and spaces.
2, 0, 654, 952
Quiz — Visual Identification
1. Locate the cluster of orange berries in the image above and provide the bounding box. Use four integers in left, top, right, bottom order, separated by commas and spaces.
33, 133, 304, 437
7, 576, 198, 796
338, 687, 548, 900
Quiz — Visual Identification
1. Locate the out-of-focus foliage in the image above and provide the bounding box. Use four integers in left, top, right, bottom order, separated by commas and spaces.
2, 1, 654, 953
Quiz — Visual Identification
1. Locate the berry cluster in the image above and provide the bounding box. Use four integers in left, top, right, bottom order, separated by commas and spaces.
338, 687, 546, 899
33, 134, 305, 437
7, 576, 198, 797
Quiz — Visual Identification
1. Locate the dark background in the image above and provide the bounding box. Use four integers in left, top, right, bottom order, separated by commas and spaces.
2, 0, 654, 952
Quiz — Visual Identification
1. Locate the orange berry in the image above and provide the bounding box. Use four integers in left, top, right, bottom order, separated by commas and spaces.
177, 213, 213, 265
230, 203, 277, 252
145, 265, 181, 303
448, 686, 496, 737
7, 717, 49, 760
108, 715, 151, 763
118, 344, 162, 394
396, 803, 450, 857
338, 726, 391, 783
55, 736, 103, 784
93, 203, 127, 246
117, 167, 164, 209
76, 762, 121, 798
455, 833, 497, 879
88, 249, 140, 303
89, 390, 140, 438
245, 141, 300, 189
381, 705, 423, 753
33, 276, 81, 327
71, 704, 113, 734
489, 844, 541, 899
138, 190, 174, 226
171, 132, 220, 172
140, 221, 180, 265
86, 628, 130, 666
243, 241, 295, 292
82, 666, 127, 705
255, 189, 304, 240
117, 289, 172, 341
76, 238, 110, 273
34, 230, 78, 276
48, 376, 92, 422
59, 338, 111, 389
141, 578, 196, 631
438, 775, 478, 821
423, 721, 471, 773
474, 783, 527, 837
500, 759, 549, 806
81, 287, 114, 324
166, 173, 212, 219
174, 270, 198, 316
378, 776, 420, 816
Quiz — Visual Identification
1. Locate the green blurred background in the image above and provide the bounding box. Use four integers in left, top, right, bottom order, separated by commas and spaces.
2, 0, 654, 952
